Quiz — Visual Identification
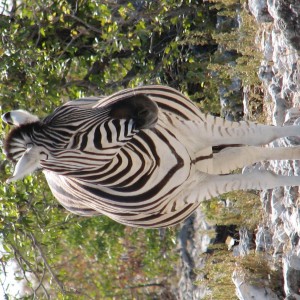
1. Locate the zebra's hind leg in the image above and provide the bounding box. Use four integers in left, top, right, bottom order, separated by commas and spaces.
198, 120, 300, 147
195, 170, 300, 202
208, 145, 300, 175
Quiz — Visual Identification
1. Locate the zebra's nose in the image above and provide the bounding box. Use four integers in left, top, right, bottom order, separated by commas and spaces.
2, 112, 13, 125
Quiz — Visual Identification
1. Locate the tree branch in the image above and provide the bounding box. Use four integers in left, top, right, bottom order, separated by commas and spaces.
63, 14, 102, 34
29, 233, 66, 294
8, 241, 50, 299
124, 282, 165, 289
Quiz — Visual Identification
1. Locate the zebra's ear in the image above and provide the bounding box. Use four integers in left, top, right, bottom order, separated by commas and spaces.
2, 110, 39, 126
110, 95, 158, 129
7, 147, 44, 183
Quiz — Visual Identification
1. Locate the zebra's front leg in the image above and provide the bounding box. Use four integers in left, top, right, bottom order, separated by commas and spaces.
196, 170, 300, 202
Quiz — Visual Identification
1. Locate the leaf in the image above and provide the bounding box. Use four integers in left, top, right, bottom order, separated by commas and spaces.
40, 27, 46, 37
2, 243, 11, 253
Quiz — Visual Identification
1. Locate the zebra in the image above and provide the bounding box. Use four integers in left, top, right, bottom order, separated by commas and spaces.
2, 85, 300, 228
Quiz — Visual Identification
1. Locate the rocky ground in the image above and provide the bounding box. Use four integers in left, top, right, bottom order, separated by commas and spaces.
177, 0, 300, 299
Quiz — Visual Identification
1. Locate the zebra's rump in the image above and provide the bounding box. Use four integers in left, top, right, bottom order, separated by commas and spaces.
93, 85, 204, 122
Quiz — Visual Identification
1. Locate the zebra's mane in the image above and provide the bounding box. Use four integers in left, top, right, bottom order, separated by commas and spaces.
4, 121, 42, 162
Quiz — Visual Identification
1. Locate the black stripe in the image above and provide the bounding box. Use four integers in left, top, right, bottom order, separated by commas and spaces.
96, 150, 133, 186
93, 125, 102, 149
80, 132, 88, 151
157, 102, 191, 120
104, 122, 112, 143
125, 203, 194, 228
192, 154, 213, 163
113, 119, 121, 141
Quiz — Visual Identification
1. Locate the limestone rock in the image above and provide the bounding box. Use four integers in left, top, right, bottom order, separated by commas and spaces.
232, 269, 280, 300
248, 0, 273, 23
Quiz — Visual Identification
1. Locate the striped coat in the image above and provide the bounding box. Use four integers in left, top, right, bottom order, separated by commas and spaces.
3, 86, 300, 228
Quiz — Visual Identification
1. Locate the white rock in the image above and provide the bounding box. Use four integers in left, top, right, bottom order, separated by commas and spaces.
266, 0, 278, 19
270, 188, 285, 222
255, 226, 273, 252
281, 210, 296, 237
262, 31, 274, 61
248, 0, 273, 23
283, 255, 300, 297
286, 252, 300, 271
273, 224, 289, 243
232, 269, 279, 300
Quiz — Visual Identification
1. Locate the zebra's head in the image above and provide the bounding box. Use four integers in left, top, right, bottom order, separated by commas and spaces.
2, 110, 48, 183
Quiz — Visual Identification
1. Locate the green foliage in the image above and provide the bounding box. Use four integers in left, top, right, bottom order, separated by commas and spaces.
200, 190, 262, 230
198, 249, 283, 300
208, 3, 262, 87
0, 0, 263, 298
237, 252, 282, 290
0, 0, 216, 102
196, 245, 238, 300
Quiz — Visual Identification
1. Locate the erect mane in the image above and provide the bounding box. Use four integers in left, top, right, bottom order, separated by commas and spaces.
4, 121, 42, 162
